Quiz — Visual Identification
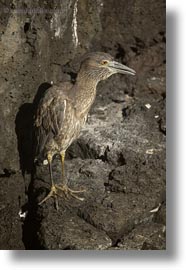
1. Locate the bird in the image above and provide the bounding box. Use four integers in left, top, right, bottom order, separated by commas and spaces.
34, 52, 136, 210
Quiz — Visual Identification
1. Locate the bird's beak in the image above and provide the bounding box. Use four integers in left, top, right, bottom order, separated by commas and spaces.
108, 61, 136, 76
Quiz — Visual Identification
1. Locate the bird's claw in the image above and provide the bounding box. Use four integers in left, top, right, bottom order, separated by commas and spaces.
56, 184, 85, 201
38, 184, 86, 209
38, 185, 60, 210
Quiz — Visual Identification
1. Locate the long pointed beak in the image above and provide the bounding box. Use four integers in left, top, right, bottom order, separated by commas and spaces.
108, 61, 136, 76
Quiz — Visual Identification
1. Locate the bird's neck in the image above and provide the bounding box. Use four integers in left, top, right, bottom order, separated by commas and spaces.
72, 72, 99, 115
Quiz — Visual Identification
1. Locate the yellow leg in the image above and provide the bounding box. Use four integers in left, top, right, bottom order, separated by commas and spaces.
56, 151, 86, 201
38, 153, 59, 210
60, 151, 67, 186
39, 152, 86, 209
48, 153, 54, 186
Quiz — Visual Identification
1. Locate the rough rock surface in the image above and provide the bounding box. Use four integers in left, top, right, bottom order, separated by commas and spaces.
0, 0, 165, 249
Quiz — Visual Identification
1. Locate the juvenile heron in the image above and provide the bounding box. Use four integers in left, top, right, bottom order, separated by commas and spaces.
34, 52, 136, 209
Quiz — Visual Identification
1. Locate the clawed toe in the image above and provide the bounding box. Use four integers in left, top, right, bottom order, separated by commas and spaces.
38, 184, 86, 208
38, 185, 60, 210
70, 192, 85, 201
68, 187, 86, 194
56, 184, 86, 201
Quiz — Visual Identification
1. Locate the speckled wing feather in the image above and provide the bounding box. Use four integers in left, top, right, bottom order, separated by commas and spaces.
34, 82, 72, 159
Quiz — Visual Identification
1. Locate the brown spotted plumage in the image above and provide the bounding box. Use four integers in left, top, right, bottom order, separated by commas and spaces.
34, 52, 136, 210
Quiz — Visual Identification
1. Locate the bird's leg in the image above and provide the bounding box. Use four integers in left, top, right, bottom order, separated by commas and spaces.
56, 151, 86, 201
39, 152, 86, 209
61, 151, 67, 186
38, 153, 59, 210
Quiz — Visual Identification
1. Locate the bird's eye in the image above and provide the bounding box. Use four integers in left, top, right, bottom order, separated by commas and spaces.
101, 60, 108, 65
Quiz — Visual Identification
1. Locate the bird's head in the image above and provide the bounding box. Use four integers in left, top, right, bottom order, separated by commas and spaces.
79, 52, 136, 82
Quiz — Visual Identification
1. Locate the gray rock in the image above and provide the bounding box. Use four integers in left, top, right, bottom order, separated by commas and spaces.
32, 98, 165, 249
0, 172, 25, 249
0, 0, 165, 249
39, 211, 112, 250
117, 223, 166, 250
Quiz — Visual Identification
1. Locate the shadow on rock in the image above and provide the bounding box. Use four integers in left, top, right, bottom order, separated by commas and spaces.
15, 82, 52, 176
15, 82, 52, 249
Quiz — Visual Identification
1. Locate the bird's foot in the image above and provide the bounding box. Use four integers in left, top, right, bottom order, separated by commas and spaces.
38, 185, 61, 210
38, 184, 85, 210
56, 184, 86, 201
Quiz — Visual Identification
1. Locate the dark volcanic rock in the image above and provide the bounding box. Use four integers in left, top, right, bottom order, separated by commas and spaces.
39, 210, 112, 250
30, 97, 165, 249
0, 172, 25, 249
0, 0, 165, 249
117, 223, 166, 250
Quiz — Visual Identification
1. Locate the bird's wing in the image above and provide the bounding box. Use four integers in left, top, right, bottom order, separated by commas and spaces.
34, 83, 71, 158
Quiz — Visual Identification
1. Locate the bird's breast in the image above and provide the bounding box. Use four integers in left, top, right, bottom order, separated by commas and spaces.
73, 112, 88, 133
56, 106, 88, 151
